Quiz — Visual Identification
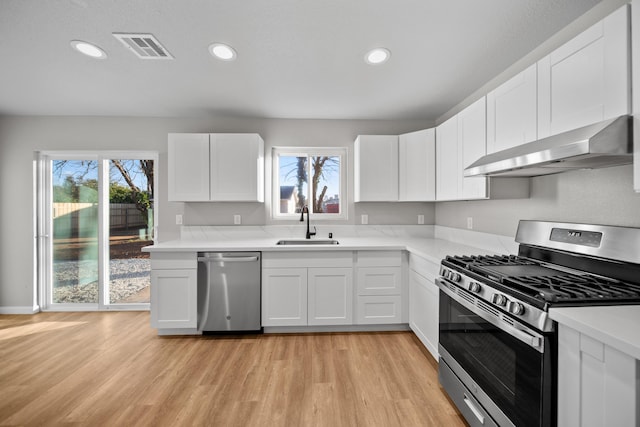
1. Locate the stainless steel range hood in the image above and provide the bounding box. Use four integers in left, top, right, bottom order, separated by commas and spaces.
464, 115, 632, 177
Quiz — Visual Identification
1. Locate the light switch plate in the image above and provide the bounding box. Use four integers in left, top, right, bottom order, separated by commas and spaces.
361, 214, 368, 225
175, 214, 183, 225
418, 214, 425, 225
233, 215, 241, 225
467, 217, 473, 229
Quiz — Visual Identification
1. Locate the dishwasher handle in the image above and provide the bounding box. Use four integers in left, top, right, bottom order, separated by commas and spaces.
197, 255, 259, 263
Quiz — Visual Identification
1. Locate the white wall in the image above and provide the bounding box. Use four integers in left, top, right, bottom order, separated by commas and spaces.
0, 115, 433, 309
436, 165, 640, 237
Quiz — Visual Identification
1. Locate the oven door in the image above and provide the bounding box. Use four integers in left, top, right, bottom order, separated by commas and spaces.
438, 279, 555, 427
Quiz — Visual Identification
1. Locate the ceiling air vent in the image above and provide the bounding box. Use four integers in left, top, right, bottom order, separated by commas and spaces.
112, 33, 174, 59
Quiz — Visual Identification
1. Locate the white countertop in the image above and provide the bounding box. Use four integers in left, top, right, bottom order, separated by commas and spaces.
549, 305, 640, 360
143, 225, 506, 265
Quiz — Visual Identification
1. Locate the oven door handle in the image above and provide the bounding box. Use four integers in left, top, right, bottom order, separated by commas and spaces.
509, 327, 541, 348
438, 278, 545, 353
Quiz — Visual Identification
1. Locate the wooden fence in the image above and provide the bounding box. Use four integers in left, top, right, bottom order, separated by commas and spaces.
53, 203, 148, 237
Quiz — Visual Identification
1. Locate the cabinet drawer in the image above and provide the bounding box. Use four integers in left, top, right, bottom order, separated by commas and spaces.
356, 295, 402, 324
357, 251, 402, 267
263, 251, 353, 268
151, 252, 197, 270
357, 266, 401, 295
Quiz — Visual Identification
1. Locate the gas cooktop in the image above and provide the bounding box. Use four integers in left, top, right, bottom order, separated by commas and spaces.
444, 254, 640, 305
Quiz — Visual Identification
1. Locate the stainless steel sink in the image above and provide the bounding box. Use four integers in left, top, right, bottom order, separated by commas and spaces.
276, 239, 339, 245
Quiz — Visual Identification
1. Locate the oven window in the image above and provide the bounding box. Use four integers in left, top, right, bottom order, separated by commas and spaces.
439, 291, 550, 427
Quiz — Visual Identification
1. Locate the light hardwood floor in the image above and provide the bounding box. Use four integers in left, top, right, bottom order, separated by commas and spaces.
0, 312, 466, 426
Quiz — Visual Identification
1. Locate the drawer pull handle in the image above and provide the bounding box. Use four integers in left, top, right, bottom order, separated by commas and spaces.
463, 393, 485, 424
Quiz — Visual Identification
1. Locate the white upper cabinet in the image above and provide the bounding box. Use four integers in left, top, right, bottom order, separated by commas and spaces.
435, 115, 459, 201
210, 133, 264, 202
168, 133, 264, 202
537, 5, 630, 138
458, 97, 488, 200
399, 129, 436, 201
354, 135, 399, 202
168, 133, 210, 202
486, 64, 537, 153
436, 98, 488, 201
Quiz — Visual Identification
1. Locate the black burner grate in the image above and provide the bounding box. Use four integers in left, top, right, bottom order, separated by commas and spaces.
444, 254, 640, 304
507, 274, 640, 303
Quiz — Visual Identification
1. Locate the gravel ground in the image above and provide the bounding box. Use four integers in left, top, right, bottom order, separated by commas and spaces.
53, 258, 150, 304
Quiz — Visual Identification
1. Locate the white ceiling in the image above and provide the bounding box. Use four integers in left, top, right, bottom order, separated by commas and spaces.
0, 0, 602, 121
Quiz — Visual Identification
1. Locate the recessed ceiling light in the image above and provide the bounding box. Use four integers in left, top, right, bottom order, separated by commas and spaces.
365, 48, 390, 65
209, 43, 237, 61
70, 40, 107, 59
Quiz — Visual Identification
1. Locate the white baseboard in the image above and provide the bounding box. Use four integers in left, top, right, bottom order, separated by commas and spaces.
0, 306, 40, 315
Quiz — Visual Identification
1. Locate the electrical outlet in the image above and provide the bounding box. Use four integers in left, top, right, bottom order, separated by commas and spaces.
467, 217, 473, 230
175, 214, 183, 225
361, 214, 368, 225
233, 215, 241, 225
418, 214, 425, 225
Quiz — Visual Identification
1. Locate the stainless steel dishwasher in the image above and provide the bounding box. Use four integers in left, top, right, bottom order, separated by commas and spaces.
197, 252, 261, 333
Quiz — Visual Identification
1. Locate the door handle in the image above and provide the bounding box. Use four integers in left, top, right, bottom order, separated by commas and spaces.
463, 393, 485, 425
197, 256, 259, 263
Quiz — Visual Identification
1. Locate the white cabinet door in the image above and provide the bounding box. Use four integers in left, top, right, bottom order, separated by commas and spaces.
435, 115, 459, 201
458, 97, 488, 200
262, 268, 307, 326
210, 133, 264, 202
354, 135, 399, 201
409, 269, 439, 360
538, 5, 630, 138
399, 129, 436, 201
168, 133, 210, 201
150, 269, 197, 329
557, 325, 638, 427
486, 64, 537, 153
308, 268, 353, 326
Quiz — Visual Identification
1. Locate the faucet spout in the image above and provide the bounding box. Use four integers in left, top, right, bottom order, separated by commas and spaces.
300, 206, 317, 239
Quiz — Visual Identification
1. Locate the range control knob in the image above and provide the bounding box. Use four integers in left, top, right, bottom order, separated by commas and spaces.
467, 282, 481, 293
443, 270, 461, 282
492, 293, 508, 306
508, 301, 525, 315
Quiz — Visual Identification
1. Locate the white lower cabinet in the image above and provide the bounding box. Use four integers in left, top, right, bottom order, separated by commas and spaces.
262, 250, 408, 328
262, 268, 307, 326
557, 324, 638, 427
355, 251, 406, 325
308, 268, 353, 325
409, 253, 441, 360
261, 252, 353, 327
150, 253, 198, 331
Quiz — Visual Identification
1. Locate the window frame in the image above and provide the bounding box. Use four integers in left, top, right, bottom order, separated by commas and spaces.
271, 146, 348, 220
35, 150, 158, 312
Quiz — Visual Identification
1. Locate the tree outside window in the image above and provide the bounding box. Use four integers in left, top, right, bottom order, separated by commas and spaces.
274, 148, 346, 219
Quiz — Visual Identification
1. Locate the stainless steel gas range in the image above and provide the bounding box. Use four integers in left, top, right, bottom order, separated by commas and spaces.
437, 220, 640, 427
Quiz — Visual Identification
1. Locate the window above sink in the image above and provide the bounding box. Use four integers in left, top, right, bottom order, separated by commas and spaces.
271, 147, 347, 221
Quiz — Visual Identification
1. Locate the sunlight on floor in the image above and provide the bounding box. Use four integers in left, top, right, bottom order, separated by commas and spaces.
0, 321, 87, 341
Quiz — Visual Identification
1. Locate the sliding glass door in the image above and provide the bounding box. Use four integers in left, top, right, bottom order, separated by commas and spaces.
39, 152, 157, 310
